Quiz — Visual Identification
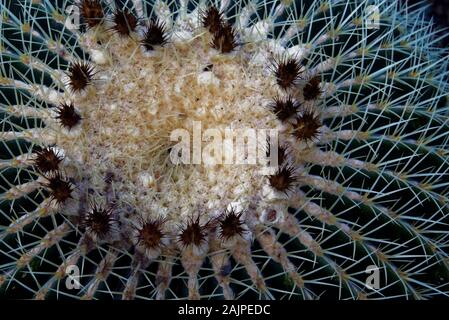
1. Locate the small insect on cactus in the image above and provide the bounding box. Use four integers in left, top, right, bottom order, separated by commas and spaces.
0, 0, 449, 300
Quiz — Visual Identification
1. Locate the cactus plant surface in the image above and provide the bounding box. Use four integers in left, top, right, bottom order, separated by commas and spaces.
0, 0, 449, 300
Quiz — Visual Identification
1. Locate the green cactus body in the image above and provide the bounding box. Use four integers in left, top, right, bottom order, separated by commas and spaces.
0, 0, 448, 300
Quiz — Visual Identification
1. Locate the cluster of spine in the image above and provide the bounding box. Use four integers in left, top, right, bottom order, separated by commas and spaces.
0, 0, 449, 300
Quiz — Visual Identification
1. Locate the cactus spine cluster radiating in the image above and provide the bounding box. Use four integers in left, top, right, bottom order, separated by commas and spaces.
1, 0, 449, 300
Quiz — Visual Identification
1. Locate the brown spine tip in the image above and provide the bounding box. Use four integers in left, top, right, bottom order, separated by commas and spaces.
136, 218, 166, 250
292, 111, 321, 142
178, 217, 207, 248
266, 143, 288, 167
66, 61, 95, 92
141, 18, 169, 51
44, 173, 73, 204
34, 147, 63, 173
201, 5, 224, 34
112, 9, 138, 36
268, 165, 298, 193
79, 0, 104, 29
303, 76, 322, 100
268, 95, 299, 121
83, 203, 117, 239
56, 102, 82, 130
219, 209, 246, 240
211, 22, 237, 53
273, 57, 303, 90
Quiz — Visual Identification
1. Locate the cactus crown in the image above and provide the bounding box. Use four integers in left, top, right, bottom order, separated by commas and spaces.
0, 0, 449, 300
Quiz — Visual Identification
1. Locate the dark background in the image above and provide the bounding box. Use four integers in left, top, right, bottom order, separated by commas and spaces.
402, 0, 449, 47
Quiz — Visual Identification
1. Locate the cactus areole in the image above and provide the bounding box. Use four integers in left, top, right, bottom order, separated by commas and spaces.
0, 0, 448, 300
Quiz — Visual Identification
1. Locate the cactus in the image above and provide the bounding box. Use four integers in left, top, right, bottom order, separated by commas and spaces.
0, 0, 449, 300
